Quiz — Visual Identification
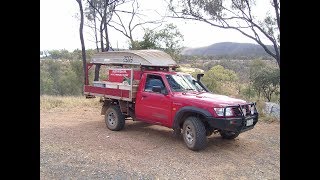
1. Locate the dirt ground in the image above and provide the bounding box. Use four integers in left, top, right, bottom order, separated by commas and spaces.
40, 106, 280, 180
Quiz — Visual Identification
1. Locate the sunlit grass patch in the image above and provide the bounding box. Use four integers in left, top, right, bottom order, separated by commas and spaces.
40, 95, 101, 110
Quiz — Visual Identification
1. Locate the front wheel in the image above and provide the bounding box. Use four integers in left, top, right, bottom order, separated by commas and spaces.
105, 105, 125, 131
182, 117, 207, 151
220, 130, 240, 139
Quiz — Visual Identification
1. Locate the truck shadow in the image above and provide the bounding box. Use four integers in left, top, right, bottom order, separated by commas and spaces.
122, 121, 245, 153
42, 119, 250, 154
122, 121, 181, 141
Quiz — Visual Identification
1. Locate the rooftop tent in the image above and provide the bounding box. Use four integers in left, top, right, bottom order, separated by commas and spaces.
90, 49, 177, 68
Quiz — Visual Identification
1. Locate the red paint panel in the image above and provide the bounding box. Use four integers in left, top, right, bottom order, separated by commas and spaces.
133, 70, 142, 80
84, 86, 105, 94
121, 90, 130, 98
84, 85, 129, 98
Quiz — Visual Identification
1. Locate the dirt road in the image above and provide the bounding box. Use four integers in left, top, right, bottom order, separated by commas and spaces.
40, 106, 280, 179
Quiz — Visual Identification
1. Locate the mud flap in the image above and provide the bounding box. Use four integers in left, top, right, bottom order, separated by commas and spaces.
101, 100, 111, 115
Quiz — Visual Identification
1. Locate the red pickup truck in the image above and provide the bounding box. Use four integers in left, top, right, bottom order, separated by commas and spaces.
84, 50, 258, 151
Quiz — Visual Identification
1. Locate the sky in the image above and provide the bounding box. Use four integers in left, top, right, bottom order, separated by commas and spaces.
40, 0, 272, 51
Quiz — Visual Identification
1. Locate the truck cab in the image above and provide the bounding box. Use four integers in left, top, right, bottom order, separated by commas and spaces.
84, 50, 258, 151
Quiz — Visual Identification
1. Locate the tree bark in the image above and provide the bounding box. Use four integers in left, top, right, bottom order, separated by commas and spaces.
105, 23, 110, 51
95, 22, 104, 81
274, 48, 280, 67
273, 0, 280, 31
93, 8, 99, 52
99, 22, 105, 52
94, 0, 111, 81
76, 0, 87, 91
104, 0, 110, 51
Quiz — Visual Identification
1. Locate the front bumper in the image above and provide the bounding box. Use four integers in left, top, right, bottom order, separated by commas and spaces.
206, 114, 258, 133
206, 102, 259, 133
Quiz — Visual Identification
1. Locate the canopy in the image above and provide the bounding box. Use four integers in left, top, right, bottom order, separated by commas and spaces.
91, 49, 177, 67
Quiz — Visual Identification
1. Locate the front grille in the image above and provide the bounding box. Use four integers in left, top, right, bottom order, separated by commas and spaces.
242, 105, 250, 116
232, 107, 242, 116
231, 104, 251, 117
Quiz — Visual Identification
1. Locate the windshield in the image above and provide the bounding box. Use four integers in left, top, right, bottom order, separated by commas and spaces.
182, 74, 205, 92
166, 74, 198, 92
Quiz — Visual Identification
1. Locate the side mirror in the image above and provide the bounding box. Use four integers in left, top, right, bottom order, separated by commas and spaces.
152, 86, 168, 95
152, 86, 162, 93
197, 73, 204, 81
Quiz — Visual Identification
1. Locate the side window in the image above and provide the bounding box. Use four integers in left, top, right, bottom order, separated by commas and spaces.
144, 74, 167, 93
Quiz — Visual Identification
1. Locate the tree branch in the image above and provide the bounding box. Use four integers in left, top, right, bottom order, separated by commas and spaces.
86, 0, 103, 18
114, 9, 144, 16
131, 20, 163, 31
107, 0, 121, 6
113, 11, 128, 35
128, 0, 138, 39
108, 23, 131, 39
231, 0, 250, 20
244, 0, 253, 20
172, 9, 278, 59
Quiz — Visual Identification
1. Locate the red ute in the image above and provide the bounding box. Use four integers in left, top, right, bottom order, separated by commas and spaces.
84, 50, 258, 151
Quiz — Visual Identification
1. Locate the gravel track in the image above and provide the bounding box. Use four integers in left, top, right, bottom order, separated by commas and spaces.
40, 106, 280, 179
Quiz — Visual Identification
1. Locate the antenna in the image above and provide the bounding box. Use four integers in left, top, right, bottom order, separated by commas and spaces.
117, 41, 119, 51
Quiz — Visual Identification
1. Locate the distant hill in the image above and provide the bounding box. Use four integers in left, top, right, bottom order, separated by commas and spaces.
181, 42, 274, 59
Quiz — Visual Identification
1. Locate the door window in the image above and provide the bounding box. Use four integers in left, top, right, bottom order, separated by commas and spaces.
144, 74, 167, 94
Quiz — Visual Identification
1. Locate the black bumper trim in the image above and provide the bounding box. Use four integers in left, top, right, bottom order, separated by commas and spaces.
205, 114, 258, 133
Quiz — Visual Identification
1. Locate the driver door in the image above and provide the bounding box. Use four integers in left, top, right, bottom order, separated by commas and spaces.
135, 74, 172, 126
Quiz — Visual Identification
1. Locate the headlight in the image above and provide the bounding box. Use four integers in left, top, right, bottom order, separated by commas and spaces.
214, 107, 233, 116
214, 108, 224, 116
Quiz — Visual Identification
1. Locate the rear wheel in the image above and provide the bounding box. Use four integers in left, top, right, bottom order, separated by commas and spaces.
220, 131, 240, 139
182, 117, 207, 151
105, 105, 125, 131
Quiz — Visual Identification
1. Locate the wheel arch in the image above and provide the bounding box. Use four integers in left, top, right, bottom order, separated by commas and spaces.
101, 99, 118, 115
173, 106, 212, 130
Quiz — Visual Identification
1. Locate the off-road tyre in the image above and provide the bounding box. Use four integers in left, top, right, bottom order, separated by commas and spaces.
105, 105, 125, 131
182, 116, 207, 151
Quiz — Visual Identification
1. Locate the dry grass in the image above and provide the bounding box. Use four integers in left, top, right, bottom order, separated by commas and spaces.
178, 65, 204, 74
40, 95, 279, 122
259, 116, 279, 123
253, 100, 280, 122
40, 95, 101, 111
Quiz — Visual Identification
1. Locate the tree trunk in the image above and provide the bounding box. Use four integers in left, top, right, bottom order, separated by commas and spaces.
130, 38, 137, 50
99, 23, 105, 52
276, 57, 280, 67
76, 0, 87, 92
104, 0, 110, 52
275, 50, 280, 67
105, 22, 110, 51
94, 0, 111, 81
94, 65, 101, 81
94, 22, 104, 81
93, 9, 99, 52
273, 0, 280, 31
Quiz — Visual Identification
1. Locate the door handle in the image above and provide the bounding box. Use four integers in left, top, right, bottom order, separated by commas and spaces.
142, 95, 147, 98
